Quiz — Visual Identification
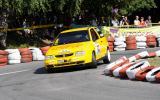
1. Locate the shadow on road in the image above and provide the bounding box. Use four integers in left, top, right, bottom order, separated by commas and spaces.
34, 67, 48, 74
34, 62, 104, 74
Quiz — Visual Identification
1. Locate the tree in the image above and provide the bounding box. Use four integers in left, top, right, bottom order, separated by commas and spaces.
0, 0, 156, 19
0, 0, 157, 48
81, 0, 156, 17
0, 0, 51, 16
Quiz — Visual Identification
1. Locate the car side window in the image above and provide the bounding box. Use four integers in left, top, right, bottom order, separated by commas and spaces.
90, 29, 99, 41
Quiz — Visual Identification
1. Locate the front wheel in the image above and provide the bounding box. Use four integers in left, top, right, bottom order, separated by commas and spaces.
103, 49, 111, 64
46, 68, 54, 73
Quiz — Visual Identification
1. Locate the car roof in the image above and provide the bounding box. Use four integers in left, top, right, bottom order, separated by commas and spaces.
61, 27, 96, 34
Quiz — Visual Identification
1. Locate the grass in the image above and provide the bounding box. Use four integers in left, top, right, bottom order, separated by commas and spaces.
7, 44, 31, 49
148, 57, 160, 67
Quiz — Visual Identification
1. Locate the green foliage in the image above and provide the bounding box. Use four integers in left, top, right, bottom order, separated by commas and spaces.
0, 0, 157, 18
0, 0, 51, 16
118, 0, 156, 15
0, 0, 157, 48
29, 0, 51, 15
77, 0, 156, 17
66, 0, 83, 16
52, 0, 66, 12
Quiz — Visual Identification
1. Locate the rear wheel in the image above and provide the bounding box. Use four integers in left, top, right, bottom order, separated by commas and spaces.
103, 49, 111, 64
91, 52, 97, 68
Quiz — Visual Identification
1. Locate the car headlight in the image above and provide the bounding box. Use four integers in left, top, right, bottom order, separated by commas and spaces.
75, 51, 85, 56
45, 55, 54, 60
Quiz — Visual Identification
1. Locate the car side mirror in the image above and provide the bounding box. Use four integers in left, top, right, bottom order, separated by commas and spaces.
100, 33, 104, 37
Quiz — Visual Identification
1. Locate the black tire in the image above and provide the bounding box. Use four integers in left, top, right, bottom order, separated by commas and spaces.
91, 52, 97, 68
46, 68, 54, 73
103, 49, 111, 64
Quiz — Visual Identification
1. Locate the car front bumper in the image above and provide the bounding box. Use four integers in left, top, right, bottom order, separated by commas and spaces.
44, 56, 91, 69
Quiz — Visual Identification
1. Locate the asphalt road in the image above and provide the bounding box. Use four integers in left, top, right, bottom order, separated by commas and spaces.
0, 47, 160, 100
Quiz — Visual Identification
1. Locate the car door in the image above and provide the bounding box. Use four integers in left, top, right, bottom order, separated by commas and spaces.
90, 28, 103, 59
94, 28, 108, 57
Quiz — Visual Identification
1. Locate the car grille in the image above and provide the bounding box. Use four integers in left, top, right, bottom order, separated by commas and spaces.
55, 53, 73, 58
55, 61, 85, 66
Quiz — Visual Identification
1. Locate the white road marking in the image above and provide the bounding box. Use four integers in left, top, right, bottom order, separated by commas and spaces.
0, 69, 30, 76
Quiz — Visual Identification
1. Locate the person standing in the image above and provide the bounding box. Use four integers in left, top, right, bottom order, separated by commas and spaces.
123, 16, 130, 26
99, 17, 106, 26
120, 16, 125, 27
134, 16, 140, 27
140, 17, 146, 27
0, 18, 8, 48
146, 16, 152, 27
90, 14, 97, 26
111, 17, 119, 27
120, 16, 129, 27
22, 19, 31, 37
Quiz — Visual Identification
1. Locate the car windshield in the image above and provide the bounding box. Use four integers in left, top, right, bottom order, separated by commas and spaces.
54, 30, 90, 45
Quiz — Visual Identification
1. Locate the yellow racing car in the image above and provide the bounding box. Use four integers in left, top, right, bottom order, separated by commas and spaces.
44, 27, 111, 72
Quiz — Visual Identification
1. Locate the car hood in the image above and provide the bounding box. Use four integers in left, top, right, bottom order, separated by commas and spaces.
46, 41, 92, 55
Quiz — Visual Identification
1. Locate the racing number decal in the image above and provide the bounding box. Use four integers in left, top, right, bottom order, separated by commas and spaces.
94, 42, 100, 55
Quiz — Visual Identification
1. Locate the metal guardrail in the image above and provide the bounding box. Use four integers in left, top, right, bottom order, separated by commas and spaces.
0, 23, 160, 32
0, 24, 72, 32
110, 23, 160, 28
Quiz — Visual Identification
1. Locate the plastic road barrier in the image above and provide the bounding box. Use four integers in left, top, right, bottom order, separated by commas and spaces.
29, 48, 45, 61
113, 62, 135, 77
135, 66, 155, 81
126, 60, 150, 80
5, 49, 21, 64
104, 56, 128, 75
40, 46, 50, 55
126, 36, 137, 50
0, 50, 8, 66
146, 67, 160, 82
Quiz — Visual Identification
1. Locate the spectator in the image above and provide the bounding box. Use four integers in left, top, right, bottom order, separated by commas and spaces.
134, 16, 140, 27
22, 19, 27, 28
146, 16, 152, 27
111, 17, 119, 27
90, 14, 97, 26
91, 19, 97, 26
120, 16, 125, 27
22, 19, 31, 37
123, 16, 130, 26
0, 18, 8, 48
140, 17, 147, 27
120, 16, 129, 27
99, 17, 106, 26
53, 15, 57, 24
